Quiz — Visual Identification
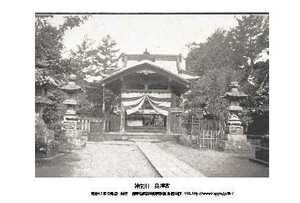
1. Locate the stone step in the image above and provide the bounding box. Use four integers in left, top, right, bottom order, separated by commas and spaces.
128, 136, 177, 142
88, 132, 178, 142
127, 135, 171, 139
129, 138, 162, 143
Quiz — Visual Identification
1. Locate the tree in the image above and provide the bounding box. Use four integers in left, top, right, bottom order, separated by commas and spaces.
35, 15, 89, 129
68, 35, 121, 117
185, 29, 241, 121
227, 15, 269, 133
70, 35, 120, 78
185, 14, 269, 134
35, 15, 89, 77
186, 29, 235, 75
85, 35, 120, 76
97, 35, 120, 73
227, 15, 269, 76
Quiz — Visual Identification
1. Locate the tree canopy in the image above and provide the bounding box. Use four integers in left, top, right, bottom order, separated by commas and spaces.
35, 15, 89, 87
67, 35, 121, 117
185, 14, 269, 134
35, 15, 89, 130
70, 35, 120, 79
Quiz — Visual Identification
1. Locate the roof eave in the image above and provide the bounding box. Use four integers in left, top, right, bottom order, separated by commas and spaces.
100, 61, 190, 86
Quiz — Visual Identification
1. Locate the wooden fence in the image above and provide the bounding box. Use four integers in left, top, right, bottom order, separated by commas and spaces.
181, 118, 269, 165
249, 144, 269, 165
77, 117, 103, 133
248, 136, 269, 165
182, 118, 226, 150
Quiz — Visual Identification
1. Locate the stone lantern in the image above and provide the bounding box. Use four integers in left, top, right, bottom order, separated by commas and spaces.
35, 95, 53, 117
60, 74, 83, 150
223, 81, 250, 153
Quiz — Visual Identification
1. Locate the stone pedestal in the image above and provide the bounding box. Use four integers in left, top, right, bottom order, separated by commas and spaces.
61, 115, 85, 151
224, 124, 251, 155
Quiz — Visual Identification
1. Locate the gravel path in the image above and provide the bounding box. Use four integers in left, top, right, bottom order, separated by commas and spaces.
36, 142, 159, 177
157, 142, 269, 177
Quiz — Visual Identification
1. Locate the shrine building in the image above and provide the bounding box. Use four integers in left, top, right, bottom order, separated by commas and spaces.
99, 50, 198, 136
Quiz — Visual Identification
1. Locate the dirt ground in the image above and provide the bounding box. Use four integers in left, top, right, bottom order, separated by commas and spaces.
36, 141, 268, 177
35, 142, 159, 177
157, 141, 269, 177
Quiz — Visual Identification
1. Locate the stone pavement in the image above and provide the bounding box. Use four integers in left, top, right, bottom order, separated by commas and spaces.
136, 142, 205, 177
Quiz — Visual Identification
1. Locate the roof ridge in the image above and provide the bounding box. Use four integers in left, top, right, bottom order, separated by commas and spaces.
120, 50, 183, 72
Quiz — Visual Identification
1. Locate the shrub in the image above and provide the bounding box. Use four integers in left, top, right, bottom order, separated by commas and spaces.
35, 115, 58, 158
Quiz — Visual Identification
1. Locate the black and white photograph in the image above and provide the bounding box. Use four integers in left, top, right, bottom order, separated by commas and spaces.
3, 0, 300, 202
35, 13, 269, 178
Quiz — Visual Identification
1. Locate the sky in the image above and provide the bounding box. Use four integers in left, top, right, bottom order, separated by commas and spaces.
52, 14, 242, 58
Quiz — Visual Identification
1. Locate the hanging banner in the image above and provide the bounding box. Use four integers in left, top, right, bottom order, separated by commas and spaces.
121, 91, 172, 116
147, 98, 169, 116
125, 96, 146, 115
122, 96, 145, 107
121, 92, 172, 99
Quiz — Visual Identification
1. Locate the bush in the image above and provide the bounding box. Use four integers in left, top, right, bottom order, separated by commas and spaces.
177, 134, 193, 146
35, 115, 58, 158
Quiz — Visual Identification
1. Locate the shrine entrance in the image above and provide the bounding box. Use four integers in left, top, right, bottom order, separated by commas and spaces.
126, 113, 167, 132
125, 98, 167, 132
99, 51, 194, 136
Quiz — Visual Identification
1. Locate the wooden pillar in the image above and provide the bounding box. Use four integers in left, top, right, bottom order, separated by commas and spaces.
167, 110, 171, 135
120, 106, 125, 133
166, 78, 172, 135
102, 83, 105, 114
120, 77, 125, 133
102, 83, 106, 133
168, 78, 172, 90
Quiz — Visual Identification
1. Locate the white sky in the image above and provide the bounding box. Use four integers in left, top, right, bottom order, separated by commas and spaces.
55, 14, 241, 58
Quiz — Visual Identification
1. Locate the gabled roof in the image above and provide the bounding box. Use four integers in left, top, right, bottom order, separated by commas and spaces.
84, 50, 199, 83
99, 60, 190, 87
122, 51, 183, 74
